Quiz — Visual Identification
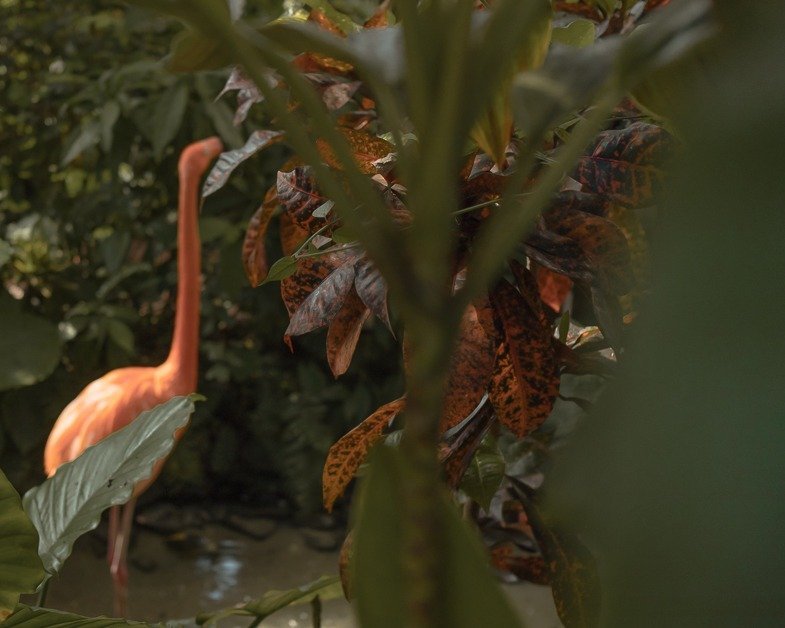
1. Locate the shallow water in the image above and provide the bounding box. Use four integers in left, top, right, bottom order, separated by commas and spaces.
31, 520, 562, 627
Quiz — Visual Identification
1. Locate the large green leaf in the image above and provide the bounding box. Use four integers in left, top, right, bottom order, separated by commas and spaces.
0, 470, 44, 620
22, 396, 196, 577
352, 446, 523, 628
150, 80, 189, 161
1, 605, 148, 627
194, 575, 342, 624
547, 4, 785, 624
0, 295, 62, 393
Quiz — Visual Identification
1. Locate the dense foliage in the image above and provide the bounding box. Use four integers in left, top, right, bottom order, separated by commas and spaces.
0, 0, 401, 514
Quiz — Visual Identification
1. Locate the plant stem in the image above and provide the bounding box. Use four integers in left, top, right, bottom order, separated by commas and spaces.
36, 578, 50, 607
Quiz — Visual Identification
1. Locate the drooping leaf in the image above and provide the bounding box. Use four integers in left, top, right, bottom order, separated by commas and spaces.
202, 130, 285, 197
353, 257, 391, 330
1, 605, 146, 628
441, 299, 497, 431
194, 575, 342, 625
276, 166, 330, 232
524, 226, 595, 283
573, 122, 674, 208
280, 253, 349, 316
542, 204, 634, 294
0, 470, 44, 619
286, 262, 358, 337
242, 186, 278, 286
326, 288, 371, 377
0, 295, 62, 392
489, 274, 559, 437
151, 81, 188, 162
352, 446, 522, 628
23, 396, 196, 577
261, 255, 298, 285
459, 435, 505, 511
512, 480, 601, 628
316, 127, 396, 174
218, 66, 272, 125
322, 397, 405, 512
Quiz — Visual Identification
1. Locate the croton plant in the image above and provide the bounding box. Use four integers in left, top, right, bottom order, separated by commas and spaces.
190, 0, 705, 622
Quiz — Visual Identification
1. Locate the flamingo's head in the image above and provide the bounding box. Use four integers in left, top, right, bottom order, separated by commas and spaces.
180, 136, 224, 178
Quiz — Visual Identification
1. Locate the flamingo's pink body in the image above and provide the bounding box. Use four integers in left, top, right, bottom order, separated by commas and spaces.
43, 137, 223, 615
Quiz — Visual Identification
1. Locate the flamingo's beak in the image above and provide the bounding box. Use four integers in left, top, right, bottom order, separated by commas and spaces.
201, 136, 224, 160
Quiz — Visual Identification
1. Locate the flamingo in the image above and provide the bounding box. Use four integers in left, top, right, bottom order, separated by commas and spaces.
43, 137, 223, 617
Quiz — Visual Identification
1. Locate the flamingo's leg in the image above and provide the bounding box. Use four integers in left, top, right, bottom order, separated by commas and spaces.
107, 505, 120, 567
109, 498, 136, 617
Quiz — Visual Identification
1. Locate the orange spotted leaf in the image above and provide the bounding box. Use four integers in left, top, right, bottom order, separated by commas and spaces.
489, 277, 559, 437
316, 128, 395, 174
441, 299, 498, 432
327, 288, 371, 377
322, 397, 406, 511
242, 186, 278, 286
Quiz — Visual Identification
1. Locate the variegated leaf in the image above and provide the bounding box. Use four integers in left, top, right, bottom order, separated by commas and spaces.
322, 397, 406, 511
202, 130, 284, 197
326, 288, 371, 377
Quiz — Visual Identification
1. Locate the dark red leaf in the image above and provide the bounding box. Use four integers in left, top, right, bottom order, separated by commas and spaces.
573, 122, 674, 207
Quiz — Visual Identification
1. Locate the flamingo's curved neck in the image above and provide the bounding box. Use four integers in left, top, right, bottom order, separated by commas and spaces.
165, 165, 201, 390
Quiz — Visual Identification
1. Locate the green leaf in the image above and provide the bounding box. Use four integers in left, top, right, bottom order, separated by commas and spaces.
0, 295, 62, 392
194, 575, 342, 624
1, 605, 147, 627
459, 435, 505, 511
0, 241, 13, 269
61, 120, 101, 166
512, 480, 601, 628
151, 81, 189, 161
99, 101, 121, 153
165, 28, 230, 73
352, 446, 522, 628
0, 470, 45, 620
23, 396, 196, 577
261, 255, 298, 284
552, 19, 596, 48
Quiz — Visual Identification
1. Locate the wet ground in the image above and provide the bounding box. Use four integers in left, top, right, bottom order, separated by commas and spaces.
31, 516, 562, 627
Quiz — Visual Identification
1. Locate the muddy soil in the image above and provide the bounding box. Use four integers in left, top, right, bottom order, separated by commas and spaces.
28, 519, 562, 627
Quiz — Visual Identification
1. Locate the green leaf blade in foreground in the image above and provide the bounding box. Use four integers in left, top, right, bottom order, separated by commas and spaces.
0, 470, 45, 620
195, 575, 341, 625
22, 396, 196, 577
0, 296, 62, 392
1, 604, 148, 627
459, 436, 505, 511
353, 446, 522, 628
